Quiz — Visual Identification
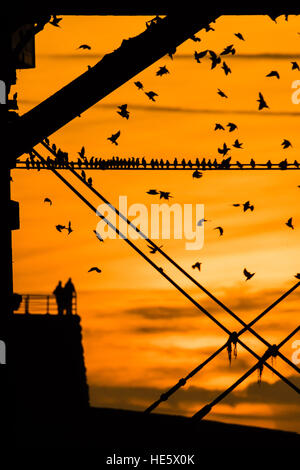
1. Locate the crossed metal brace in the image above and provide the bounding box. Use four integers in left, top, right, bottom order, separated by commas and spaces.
32, 143, 300, 419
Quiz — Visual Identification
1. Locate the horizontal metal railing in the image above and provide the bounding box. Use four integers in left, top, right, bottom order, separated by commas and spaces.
15, 293, 77, 315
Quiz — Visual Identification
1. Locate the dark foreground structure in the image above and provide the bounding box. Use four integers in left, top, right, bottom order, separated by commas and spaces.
7, 314, 300, 450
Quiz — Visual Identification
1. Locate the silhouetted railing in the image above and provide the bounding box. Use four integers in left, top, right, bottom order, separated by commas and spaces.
16, 293, 77, 315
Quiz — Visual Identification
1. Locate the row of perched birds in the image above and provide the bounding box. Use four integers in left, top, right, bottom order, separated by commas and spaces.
25, 151, 300, 171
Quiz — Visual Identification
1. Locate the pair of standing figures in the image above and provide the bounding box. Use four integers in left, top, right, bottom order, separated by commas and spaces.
53, 278, 76, 315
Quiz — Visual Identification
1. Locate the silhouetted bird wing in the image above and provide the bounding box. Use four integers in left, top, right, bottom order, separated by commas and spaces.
147, 189, 159, 195
286, 217, 294, 229
243, 268, 255, 280
49, 15, 62, 27
234, 32, 245, 41
291, 61, 300, 70
78, 44, 91, 50
192, 262, 201, 270
214, 226, 224, 236
257, 92, 269, 110
227, 122, 237, 132
217, 89, 228, 98
281, 139, 292, 149
134, 81, 143, 89
215, 123, 225, 131
156, 66, 169, 76
44, 197, 52, 205
88, 267, 101, 273
266, 70, 280, 79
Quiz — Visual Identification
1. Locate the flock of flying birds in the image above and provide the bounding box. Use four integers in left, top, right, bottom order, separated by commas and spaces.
43, 15, 299, 281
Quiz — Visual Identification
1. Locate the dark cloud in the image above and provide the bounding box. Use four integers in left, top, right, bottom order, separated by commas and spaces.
41, 52, 300, 61
172, 53, 300, 60
95, 103, 300, 117
18, 100, 300, 118
125, 305, 199, 320
89, 374, 300, 414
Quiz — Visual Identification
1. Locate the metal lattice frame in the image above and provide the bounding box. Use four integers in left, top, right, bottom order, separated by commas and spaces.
28, 142, 299, 421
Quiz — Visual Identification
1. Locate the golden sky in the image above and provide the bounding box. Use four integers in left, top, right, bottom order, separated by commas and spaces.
11, 14, 300, 432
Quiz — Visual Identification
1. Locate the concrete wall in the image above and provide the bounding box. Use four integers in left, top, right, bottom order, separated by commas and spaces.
8, 314, 89, 446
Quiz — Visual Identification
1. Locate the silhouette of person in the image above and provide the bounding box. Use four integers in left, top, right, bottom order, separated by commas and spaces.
64, 278, 76, 315
53, 281, 64, 315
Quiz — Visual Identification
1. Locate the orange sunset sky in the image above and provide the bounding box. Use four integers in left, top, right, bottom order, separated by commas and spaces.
11, 14, 300, 432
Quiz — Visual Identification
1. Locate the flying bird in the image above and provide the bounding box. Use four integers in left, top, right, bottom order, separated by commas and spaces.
294, 273, 300, 279
78, 146, 85, 158
291, 61, 300, 71
78, 44, 91, 50
218, 143, 230, 156
156, 66, 169, 76
217, 89, 228, 98
56, 225, 66, 232
49, 15, 62, 27
147, 189, 159, 195
67, 221, 73, 235
243, 268, 255, 281
215, 123, 225, 131
192, 262, 202, 271
227, 122, 237, 132
281, 139, 292, 149
220, 44, 236, 56
214, 226, 224, 236
257, 92, 269, 110
266, 70, 280, 79
192, 169, 203, 179
233, 139, 243, 149
243, 201, 254, 212
107, 130, 121, 145
117, 104, 130, 119
159, 191, 173, 200
222, 61, 231, 75
44, 197, 52, 206
197, 218, 209, 226
286, 217, 294, 229
234, 32, 245, 41
190, 34, 201, 42
208, 50, 221, 69
88, 267, 101, 273
145, 91, 158, 101
194, 50, 207, 63
147, 244, 163, 254
134, 81, 144, 90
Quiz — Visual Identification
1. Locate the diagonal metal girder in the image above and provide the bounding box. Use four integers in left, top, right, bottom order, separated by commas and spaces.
8, 12, 217, 159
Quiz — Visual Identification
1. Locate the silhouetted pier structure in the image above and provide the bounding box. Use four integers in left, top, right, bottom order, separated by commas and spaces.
3, 4, 300, 449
